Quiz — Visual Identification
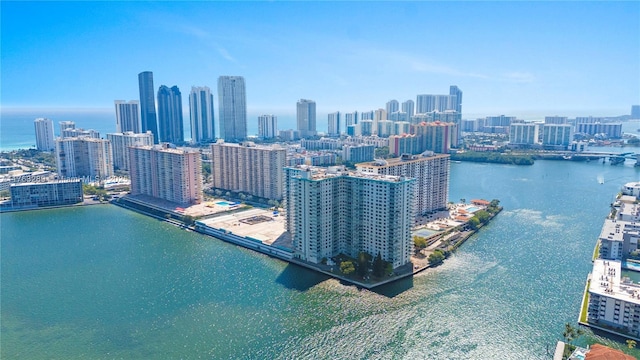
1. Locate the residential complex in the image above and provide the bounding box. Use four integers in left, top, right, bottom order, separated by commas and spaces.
284, 165, 415, 269
189, 86, 216, 144
542, 124, 572, 148
114, 100, 140, 133
34, 118, 55, 151
55, 137, 114, 180
138, 71, 159, 143
107, 131, 154, 171
509, 123, 539, 146
129, 144, 202, 205
218, 76, 247, 142
157, 85, 184, 144
10, 179, 83, 208
327, 112, 340, 136
211, 141, 286, 200
356, 152, 450, 217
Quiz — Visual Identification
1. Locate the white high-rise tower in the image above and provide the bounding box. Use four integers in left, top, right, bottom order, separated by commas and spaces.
189, 86, 216, 144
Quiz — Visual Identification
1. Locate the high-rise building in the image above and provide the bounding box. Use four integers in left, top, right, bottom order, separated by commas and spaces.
62, 128, 100, 139
34, 118, 55, 151
386, 100, 399, 115
296, 99, 317, 138
542, 124, 572, 148
258, 115, 278, 139
509, 123, 539, 145
412, 121, 458, 154
218, 76, 247, 142
211, 141, 286, 200
55, 137, 113, 179
344, 112, 359, 127
544, 116, 567, 125
388, 134, 418, 156
189, 86, 215, 144
129, 144, 202, 205
59, 121, 75, 135
361, 110, 374, 120
632, 105, 640, 119
402, 100, 415, 118
114, 100, 140, 133
327, 111, 340, 136
357, 152, 450, 216
138, 71, 159, 144
284, 165, 415, 269
342, 144, 375, 163
449, 85, 463, 113
377, 120, 393, 137
107, 131, 154, 171
157, 85, 184, 144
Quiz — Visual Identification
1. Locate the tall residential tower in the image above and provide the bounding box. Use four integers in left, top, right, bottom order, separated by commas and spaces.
189, 86, 215, 144
114, 100, 140, 133
296, 99, 317, 138
138, 71, 159, 143
34, 118, 55, 151
218, 76, 247, 142
157, 85, 184, 144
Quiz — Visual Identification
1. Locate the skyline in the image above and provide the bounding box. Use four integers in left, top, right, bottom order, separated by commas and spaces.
1, 2, 639, 121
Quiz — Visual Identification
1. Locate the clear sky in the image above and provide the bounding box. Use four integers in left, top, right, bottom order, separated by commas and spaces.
2, 1, 639, 120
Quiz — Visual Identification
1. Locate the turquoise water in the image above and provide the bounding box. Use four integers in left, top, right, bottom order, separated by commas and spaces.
3, 160, 640, 358
466, 206, 480, 213
215, 201, 232, 206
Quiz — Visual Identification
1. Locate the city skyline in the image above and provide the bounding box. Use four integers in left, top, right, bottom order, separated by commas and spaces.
2, 2, 638, 120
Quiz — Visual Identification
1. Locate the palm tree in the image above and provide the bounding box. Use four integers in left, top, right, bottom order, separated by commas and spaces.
627, 339, 636, 349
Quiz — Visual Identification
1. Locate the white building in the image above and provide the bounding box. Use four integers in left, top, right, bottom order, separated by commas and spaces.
211, 140, 286, 200
356, 153, 450, 217
59, 121, 75, 135
114, 100, 140, 133
377, 120, 393, 137
386, 100, 399, 115
107, 131, 154, 171
189, 86, 216, 144
587, 259, 640, 339
55, 137, 113, 180
284, 165, 415, 269
544, 116, 567, 125
542, 124, 572, 148
622, 182, 640, 198
10, 179, 83, 207
34, 118, 55, 151
297, 99, 317, 138
401, 100, 414, 118
129, 144, 202, 205
258, 114, 278, 140
509, 123, 539, 145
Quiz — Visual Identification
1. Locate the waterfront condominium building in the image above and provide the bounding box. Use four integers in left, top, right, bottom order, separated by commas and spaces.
129, 144, 202, 205
55, 137, 114, 180
157, 85, 184, 144
138, 71, 159, 144
327, 112, 340, 136
114, 100, 140, 133
211, 140, 286, 200
411, 121, 459, 154
284, 165, 415, 269
34, 118, 55, 151
587, 259, 640, 339
344, 111, 358, 127
107, 131, 154, 171
189, 86, 215, 144
10, 179, 83, 208
297, 99, 317, 138
356, 152, 450, 216
218, 76, 247, 142
61, 128, 100, 139
258, 115, 277, 139
542, 124, 572, 148
59, 121, 75, 135
509, 123, 539, 146
386, 100, 399, 115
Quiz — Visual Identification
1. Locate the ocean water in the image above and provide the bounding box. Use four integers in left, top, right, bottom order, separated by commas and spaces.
3, 160, 640, 359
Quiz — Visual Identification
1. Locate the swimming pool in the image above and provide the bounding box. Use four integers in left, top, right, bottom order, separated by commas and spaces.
623, 260, 640, 272
413, 228, 441, 238
216, 201, 232, 206
466, 206, 480, 213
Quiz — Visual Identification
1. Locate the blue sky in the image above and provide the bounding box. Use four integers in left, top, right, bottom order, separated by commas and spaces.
2, 1, 639, 120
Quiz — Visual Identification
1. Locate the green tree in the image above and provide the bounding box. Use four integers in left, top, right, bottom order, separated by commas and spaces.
627, 339, 637, 349
562, 323, 584, 344
183, 215, 196, 226
340, 261, 355, 275
489, 199, 500, 208
475, 210, 491, 224
375, 146, 389, 158
428, 249, 445, 266
357, 252, 372, 277
468, 217, 480, 230
0, 189, 10, 198
413, 236, 427, 249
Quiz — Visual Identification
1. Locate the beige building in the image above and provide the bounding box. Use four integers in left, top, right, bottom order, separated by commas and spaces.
356, 152, 450, 217
129, 144, 202, 205
211, 140, 286, 200
55, 137, 114, 180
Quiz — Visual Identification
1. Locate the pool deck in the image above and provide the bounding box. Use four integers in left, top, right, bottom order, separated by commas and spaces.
198, 208, 286, 245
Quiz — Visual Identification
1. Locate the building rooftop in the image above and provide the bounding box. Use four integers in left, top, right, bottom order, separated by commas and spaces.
589, 259, 640, 304
288, 165, 411, 183
355, 152, 450, 168
599, 219, 625, 243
